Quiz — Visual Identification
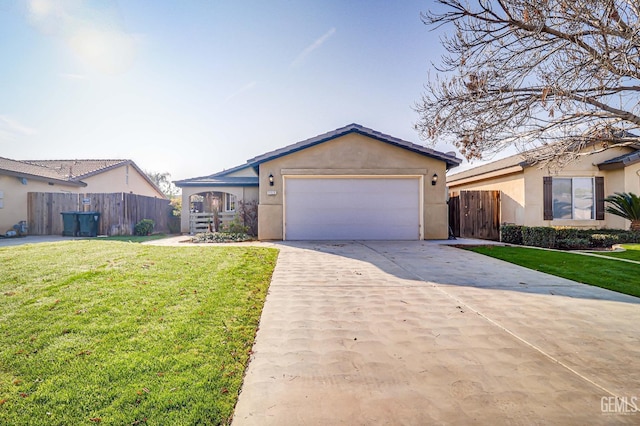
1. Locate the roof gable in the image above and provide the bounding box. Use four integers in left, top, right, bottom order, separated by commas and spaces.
247, 123, 461, 169
1, 157, 164, 196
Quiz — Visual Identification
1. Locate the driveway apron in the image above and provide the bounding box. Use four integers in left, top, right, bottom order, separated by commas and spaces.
232, 241, 640, 425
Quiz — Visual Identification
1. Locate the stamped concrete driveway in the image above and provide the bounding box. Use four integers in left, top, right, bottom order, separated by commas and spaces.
232, 241, 640, 425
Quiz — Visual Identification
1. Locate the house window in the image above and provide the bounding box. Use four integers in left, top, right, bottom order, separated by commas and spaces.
543, 176, 604, 220
225, 194, 236, 212
552, 178, 593, 219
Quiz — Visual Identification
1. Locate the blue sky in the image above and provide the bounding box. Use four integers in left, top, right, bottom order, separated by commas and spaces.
0, 0, 465, 180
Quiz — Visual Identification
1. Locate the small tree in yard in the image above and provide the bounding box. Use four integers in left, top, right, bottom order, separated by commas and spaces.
146, 171, 180, 198
605, 192, 640, 231
416, 0, 640, 167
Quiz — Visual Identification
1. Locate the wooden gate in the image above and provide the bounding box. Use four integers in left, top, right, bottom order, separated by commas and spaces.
448, 191, 500, 241
28, 192, 171, 236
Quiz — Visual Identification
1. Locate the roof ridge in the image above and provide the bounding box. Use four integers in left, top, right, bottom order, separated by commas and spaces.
247, 123, 461, 168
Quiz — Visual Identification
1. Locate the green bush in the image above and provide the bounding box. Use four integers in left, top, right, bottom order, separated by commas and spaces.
589, 233, 619, 248
522, 226, 557, 248
617, 231, 640, 244
501, 226, 639, 249
134, 219, 155, 236
500, 225, 523, 244
557, 238, 590, 250
191, 232, 252, 243
555, 227, 587, 241
222, 215, 250, 234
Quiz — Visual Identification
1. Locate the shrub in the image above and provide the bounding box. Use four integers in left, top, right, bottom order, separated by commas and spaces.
500, 225, 523, 244
522, 226, 556, 248
555, 227, 588, 241
557, 238, 590, 250
134, 219, 155, 236
499, 226, 639, 248
617, 231, 640, 244
222, 215, 250, 234
590, 233, 619, 248
191, 232, 252, 243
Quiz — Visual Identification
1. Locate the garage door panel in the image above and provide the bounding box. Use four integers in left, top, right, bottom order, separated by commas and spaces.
285, 178, 420, 240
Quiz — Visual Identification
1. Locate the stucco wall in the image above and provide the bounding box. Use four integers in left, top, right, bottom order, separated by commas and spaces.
257, 133, 450, 240
449, 172, 525, 225
82, 165, 164, 198
448, 147, 638, 230
0, 174, 79, 233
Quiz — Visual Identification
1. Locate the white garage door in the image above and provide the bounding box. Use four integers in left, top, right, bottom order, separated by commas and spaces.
284, 177, 420, 240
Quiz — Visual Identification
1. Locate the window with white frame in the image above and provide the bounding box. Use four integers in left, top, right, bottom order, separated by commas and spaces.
225, 194, 236, 212
552, 177, 594, 219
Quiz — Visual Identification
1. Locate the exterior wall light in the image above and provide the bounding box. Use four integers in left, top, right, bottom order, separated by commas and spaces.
431, 173, 438, 186
268, 173, 274, 186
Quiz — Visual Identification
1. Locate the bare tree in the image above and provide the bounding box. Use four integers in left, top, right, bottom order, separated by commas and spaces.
415, 0, 640, 167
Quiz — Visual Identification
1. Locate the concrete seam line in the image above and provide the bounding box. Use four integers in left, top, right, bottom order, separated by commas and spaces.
358, 241, 624, 403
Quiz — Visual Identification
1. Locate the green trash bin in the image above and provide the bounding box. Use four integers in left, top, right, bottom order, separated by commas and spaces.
77, 212, 101, 237
61, 212, 79, 237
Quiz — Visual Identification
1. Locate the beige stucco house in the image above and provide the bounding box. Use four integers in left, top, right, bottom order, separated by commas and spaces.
447, 145, 640, 230
0, 158, 165, 234
176, 124, 461, 240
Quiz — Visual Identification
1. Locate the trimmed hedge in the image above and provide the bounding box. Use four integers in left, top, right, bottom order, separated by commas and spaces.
500, 225, 640, 249
500, 225, 523, 245
522, 226, 556, 248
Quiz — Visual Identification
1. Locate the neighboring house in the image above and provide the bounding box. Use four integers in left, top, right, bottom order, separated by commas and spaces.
447, 144, 640, 230
176, 123, 461, 240
0, 158, 165, 234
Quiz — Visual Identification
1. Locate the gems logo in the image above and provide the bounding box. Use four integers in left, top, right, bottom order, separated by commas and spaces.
601, 396, 638, 415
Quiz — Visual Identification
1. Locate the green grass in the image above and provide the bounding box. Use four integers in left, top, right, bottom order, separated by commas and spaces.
594, 244, 640, 262
0, 241, 278, 425
93, 233, 171, 243
467, 246, 640, 298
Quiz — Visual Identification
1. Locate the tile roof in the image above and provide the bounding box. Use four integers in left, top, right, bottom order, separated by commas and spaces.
22, 159, 128, 180
248, 123, 462, 169
1, 158, 163, 196
0, 156, 85, 185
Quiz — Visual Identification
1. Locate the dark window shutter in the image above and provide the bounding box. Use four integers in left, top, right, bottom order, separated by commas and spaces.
543, 176, 553, 220
595, 176, 605, 220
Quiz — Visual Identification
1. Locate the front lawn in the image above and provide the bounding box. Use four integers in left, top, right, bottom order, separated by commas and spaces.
0, 241, 278, 425
467, 246, 640, 298
595, 244, 640, 262
94, 233, 171, 243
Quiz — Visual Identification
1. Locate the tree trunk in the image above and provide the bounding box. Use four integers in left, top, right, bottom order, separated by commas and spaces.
631, 220, 640, 232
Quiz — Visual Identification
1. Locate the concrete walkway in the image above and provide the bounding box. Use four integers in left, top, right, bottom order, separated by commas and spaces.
232, 241, 640, 425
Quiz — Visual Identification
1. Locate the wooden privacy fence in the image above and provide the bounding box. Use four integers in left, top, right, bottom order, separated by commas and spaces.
448, 190, 501, 241
28, 192, 171, 236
